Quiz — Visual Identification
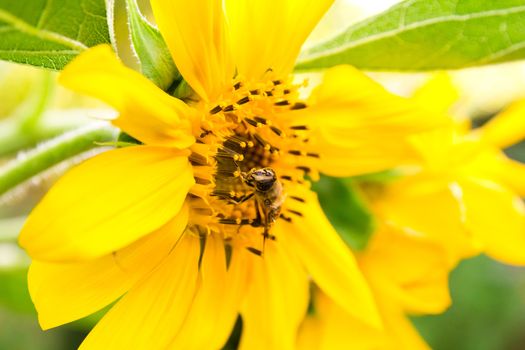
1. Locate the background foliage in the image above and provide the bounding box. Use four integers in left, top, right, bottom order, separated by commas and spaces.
0, 0, 110, 70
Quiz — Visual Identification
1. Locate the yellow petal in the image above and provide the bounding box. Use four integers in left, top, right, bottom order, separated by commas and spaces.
225, 0, 334, 80
486, 156, 525, 197
79, 234, 200, 350
303, 290, 431, 350
29, 205, 189, 330
378, 301, 432, 350
150, 0, 234, 101
239, 240, 309, 350
169, 236, 249, 350
297, 315, 323, 350
279, 186, 381, 328
407, 126, 478, 170
479, 99, 525, 149
59, 45, 195, 148
292, 65, 448, 176
310, 290, 386, 350
459, 177, 525, 265
360, 227, 452, 314
412, 73, 460, 114
466, 147, 525, 197
374, 176, 480, 262
19, 146, 194, 262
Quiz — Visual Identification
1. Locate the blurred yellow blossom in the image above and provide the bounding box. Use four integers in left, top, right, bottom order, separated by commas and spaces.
372, 75, 525, 265
298, 225, 451, 350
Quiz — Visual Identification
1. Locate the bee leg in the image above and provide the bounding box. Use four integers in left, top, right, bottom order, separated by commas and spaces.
217, 197, 260, 227
256, 202, 271, 257
251, 200, 263, 228
259, 211, 267, 257
229, 192, 254, 205
245, 202, 266, 257
218, 218, 254, 225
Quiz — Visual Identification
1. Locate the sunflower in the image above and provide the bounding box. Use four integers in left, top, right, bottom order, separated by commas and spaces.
371, 75, 525, 266
19, 1, 445, 348
297, 225, 451, 350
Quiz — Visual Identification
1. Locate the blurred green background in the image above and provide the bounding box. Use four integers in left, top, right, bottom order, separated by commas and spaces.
3, 0, 525, 349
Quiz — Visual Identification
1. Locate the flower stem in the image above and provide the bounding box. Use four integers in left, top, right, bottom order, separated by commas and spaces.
0, 118, 77, 157
0, 123, 119, 196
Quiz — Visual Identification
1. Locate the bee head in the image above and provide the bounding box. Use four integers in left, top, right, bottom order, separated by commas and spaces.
243, 168, 276, 192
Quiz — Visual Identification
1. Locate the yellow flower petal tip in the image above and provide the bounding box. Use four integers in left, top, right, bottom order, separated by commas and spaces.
480, 99, 525, 149
19, 146, 194, 262
412, 72, 460, 114
59, 44, 196, 149
290, 64, 450, 177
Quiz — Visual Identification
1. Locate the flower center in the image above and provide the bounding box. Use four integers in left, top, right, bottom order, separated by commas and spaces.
186, 75, 319, 250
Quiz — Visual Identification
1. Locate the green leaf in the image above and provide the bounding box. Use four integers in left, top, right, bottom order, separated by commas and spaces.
312, 176, 375, 250
126, 0, 180, 91
0, 0, 110, 70
117, 131, 142, 145
297, 0, 525, 71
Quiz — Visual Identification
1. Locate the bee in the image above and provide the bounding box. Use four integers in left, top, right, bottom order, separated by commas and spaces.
241, 167, 286, 255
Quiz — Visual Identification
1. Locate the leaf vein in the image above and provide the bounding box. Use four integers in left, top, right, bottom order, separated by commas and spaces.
469, 40, 525, 65
301, 4, 525, 63
36, 0, 53, 29
0, 8, 88, 52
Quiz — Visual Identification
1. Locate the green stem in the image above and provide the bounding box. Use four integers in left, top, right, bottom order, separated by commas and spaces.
0, 117, 79, 157
0, 123, 119, 196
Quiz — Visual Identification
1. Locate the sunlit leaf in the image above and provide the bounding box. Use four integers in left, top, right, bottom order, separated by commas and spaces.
297, 0, 525, 71
125, 0, 180, 91
0, 0, 110, 70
